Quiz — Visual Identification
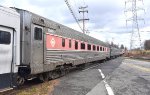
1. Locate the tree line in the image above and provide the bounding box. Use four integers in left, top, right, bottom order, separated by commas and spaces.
144, 40, 150, 50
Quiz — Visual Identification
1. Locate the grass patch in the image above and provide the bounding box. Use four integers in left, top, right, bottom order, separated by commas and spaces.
17, 80, 59, 95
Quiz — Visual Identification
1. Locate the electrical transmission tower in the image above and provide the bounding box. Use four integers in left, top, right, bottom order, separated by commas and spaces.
125, 0, 145, 50
78, 6, 89, 34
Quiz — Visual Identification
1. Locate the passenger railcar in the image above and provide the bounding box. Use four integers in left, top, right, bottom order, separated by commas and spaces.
110, 47, 123, 58
15, 7, 110, 83
0, 6, 122, 92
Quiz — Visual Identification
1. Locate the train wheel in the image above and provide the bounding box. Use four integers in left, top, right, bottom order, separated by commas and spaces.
103, 59, 106, 63
38, 74, 44, 82
76, 64, 86, 70
60, 66, 66, 76
51, 71, 59, 79
65, 67, 70, 74
16, 76, 25, 86
43, 73, 49, 81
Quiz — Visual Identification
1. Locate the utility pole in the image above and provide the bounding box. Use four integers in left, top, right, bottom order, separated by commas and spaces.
78, 6, 89, 34
125, 0, 145, 50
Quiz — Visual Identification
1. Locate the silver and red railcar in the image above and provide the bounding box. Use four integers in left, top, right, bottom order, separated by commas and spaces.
15, 7, 110, 82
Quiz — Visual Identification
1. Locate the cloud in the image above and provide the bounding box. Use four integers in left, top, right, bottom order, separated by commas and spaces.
0, 0, 150, 49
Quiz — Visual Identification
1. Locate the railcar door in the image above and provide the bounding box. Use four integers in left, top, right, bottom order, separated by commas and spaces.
32, 25, 44, 73
0, 26, 14, 90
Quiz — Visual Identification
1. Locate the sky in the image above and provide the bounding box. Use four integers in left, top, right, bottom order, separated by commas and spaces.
0, 0, 150, 49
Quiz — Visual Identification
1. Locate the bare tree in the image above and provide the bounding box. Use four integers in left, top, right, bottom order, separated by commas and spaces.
144, 40, 150, 50
120, 44, 125, 49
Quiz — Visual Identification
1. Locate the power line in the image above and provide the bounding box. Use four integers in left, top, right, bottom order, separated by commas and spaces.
71, 0, 82, 20
64, 0, 83, 32
72, 0, 79, 11
82, 0, 86, 5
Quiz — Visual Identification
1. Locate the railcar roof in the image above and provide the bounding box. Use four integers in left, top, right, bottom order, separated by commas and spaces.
15, 8, 109, 47
57, 26, 109, 47
44, 17, 109, 47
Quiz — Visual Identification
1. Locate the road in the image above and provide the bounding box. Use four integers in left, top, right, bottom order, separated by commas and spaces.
51, 57, 150, 95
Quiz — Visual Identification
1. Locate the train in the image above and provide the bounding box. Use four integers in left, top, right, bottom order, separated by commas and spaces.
0, 5, 123, 92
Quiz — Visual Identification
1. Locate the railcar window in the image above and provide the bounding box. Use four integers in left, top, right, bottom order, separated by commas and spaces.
103, 47, 105, 51
62, 38, 65, 47
87, 44, 91, 50
93, 45, 96, 51
81, 43, 85, 49
108, 48, 109, 51
100, 47, 102, 51
97, 46, 99, 51
75, 41, 78, 49
34, 27, 42, 40
0, 31, 11, 44
69, 40, 71, 48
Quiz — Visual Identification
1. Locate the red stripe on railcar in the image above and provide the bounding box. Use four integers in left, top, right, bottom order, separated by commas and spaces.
46, 34, 60, 49
46, 34, 81, 50
46, 33, 109, 52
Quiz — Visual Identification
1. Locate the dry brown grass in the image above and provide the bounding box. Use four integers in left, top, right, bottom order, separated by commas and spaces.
17, 80, 59, 95
124, 50, 150, 58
